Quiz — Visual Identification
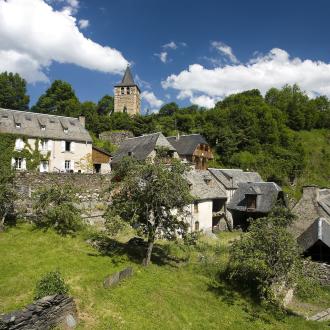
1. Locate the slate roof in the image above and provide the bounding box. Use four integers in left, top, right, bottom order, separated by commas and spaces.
111, 132, 176, 164
0, 108, 92, 142
92, 146, 112, 157
318, 189, 330, 216
114, 66, 140, 91
227, 182, 282, 213
185, 170, 227, 201
167, 134, 210, 156
208, 168, 263, 189
297, 217, 330, 252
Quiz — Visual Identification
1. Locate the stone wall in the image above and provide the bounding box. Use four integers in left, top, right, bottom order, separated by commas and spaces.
0, 294, 77, 330
99, 130, 133, 147
14, 172, 112, 225
311, 261, 330, 285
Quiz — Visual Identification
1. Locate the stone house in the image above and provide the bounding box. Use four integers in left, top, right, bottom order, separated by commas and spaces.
114, 66, 141, 115
167, 134, 213, 170
111, 132, 178, 167
185, 170, 228, 232
92, 146, 111, 174
208, 168, 263, 203
227, 182, 285, 229
0, 108, 92, 173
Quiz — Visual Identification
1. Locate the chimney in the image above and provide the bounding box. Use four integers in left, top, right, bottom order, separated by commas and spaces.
78, 115, 85, 128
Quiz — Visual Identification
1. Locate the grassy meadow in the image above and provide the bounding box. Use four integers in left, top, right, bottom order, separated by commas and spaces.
1, 224, 330, 329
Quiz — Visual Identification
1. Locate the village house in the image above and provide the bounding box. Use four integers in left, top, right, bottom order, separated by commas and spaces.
227, 182, 285, 230
167, 134, 213, 170
291, 186, 330, 262
0, 108, 92, 173
185, 170, 228, 232
111, 132, 178, 167
208, 168, 263, 202
92, 146, 112, 174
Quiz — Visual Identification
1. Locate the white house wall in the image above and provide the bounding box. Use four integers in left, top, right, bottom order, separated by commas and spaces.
187, 200, 213, 232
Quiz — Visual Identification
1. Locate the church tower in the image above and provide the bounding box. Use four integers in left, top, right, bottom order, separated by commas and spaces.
114, 66, 141, 115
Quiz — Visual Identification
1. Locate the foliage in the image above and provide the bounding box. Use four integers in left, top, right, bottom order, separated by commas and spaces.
107, 157, 193, 265
104, 211, 128, 237
75, 153, 93, 172
0, 72, 29, 110
34, 270, 69, 300
227, 207, 302, 304
33, 184, 82, 235
182, 230, 202, 246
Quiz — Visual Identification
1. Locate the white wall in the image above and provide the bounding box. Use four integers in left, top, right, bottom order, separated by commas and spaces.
186, 200, 213, 233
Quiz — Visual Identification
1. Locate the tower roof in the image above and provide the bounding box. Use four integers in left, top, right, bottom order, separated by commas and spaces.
115, 66, 140, 92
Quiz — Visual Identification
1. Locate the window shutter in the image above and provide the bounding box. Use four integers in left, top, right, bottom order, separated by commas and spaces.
70, 160, 75, 171
11, 158, 15, 168
71, 141, 75, 152
62, 161, 66, 172
61, 141, 65, 152
38, 139, 42, 150
22, 159, 26, 170
48, 140, 53, 151
20, 139, 24, 149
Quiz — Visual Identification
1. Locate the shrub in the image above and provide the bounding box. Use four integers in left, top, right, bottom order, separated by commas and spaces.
34, 271, 69, 300
182, 230, 202, 246
33, 185, 83, 235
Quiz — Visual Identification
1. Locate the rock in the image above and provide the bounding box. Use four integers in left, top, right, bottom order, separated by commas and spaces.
104, 267, 134, 289
66, 314, 77, 328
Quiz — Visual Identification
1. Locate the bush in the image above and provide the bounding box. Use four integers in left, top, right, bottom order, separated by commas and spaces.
182, 230, 202, 246
34, 271, 69, 300
33, 185, 83, 235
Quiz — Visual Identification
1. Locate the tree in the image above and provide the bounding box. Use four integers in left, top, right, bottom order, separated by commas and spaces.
227, 207, 302, 303
0, 72, 29, 110
97, 95, 114, 115
107, 157, 193, 266
0, 168, 15, 231
159, 102, 179, 116
31, 80, 81, 117
33, 184, 82, 235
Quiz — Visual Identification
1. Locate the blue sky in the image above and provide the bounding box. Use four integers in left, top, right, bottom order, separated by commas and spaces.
1, 0, 330, 112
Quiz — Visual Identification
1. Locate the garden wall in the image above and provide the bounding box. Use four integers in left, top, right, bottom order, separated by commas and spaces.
0, 294, 77, 330
14, 172, 112, 225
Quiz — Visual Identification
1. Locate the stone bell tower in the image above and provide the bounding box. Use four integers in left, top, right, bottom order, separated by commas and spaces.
114, 66, 141, 115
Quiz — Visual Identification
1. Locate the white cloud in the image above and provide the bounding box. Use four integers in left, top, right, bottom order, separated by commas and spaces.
211, 41, 238, 64
154, 51, 168, 63
190, 95, 218, 108
162, 41, 177, 50
0, 0, 128, 83
141, 91, 164, 112
78, 19, 89, 29
162, 48, 330, 108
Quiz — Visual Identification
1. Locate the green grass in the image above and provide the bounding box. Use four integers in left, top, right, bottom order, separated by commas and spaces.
0, 224, 329, 329
284, 129, 330, 200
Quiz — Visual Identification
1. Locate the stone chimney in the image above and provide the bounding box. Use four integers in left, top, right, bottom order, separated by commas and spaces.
78, 115, 85, 128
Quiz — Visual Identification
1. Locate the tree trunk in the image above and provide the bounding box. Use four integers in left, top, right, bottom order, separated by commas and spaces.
0, 212, 7, 232
144, 239, 154, 266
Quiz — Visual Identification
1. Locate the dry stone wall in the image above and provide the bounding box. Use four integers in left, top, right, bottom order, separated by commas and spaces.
14, 172, 112, 225
0, 294, 77, 330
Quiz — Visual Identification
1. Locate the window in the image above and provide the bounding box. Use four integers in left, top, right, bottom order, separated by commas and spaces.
40, 161, 49, 173
41, 139, 48, 151
41, 125, 46, 131
121, 87, 125, 95
15, 123, 21, 129
195, 221, 200, 231
126, 87, 131, 94
65, 141, 71, 152
246, 195, 257, 210
63, 128, 68, 134
15, 138, 24, 150
194, 202, 199, 213
14, 158, 23, 170
65, 160, 71, 172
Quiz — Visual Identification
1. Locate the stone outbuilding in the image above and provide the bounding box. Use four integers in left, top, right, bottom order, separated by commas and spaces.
111, 132, 178, 167
92, 146, 111, 174
208, 168, 263, 202
167, 134, 213, 170
227, 182, 285, 230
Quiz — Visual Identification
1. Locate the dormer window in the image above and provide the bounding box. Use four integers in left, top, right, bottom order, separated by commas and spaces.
16, 123, 21, 129
64, 128, 68, 133
41, 125, 46, 131
246, 194, 257, 211
128, 151, 133, 156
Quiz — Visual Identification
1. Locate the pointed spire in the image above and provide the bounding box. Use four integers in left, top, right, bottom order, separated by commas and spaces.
121, 65, 135, 85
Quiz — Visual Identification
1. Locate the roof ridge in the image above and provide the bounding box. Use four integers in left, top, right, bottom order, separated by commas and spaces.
125, 132, 161, 140
0, 108, 80, 121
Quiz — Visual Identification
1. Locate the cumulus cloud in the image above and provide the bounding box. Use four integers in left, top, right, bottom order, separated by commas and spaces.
141, 91, 164, 112
162, 48, 330, 108
211, 41, 238, 64
154, 51, 168, 63
78, 19, 89, 29
0, 0, 128, 83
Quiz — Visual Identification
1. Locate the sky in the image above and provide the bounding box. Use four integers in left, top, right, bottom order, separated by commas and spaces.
1, 0, 330, 113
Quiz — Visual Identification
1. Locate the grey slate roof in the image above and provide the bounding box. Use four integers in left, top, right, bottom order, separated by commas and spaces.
167, 134, 210, 156
208, 168, 263, 189
297, 217, 330, 252
0, 108, 92, 142
111, 132, 176, 164
227, 182, 282, 213
114, 66, 140, 91
185, 170, 227, 201
318, 189, 330, 216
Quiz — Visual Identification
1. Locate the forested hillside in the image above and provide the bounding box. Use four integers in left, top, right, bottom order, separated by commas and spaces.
1, 72, 330, 197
